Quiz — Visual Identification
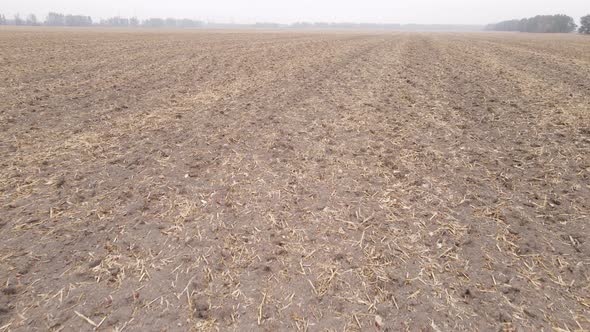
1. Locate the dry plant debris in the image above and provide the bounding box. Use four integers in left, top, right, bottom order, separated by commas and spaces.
0, 27, 589, 331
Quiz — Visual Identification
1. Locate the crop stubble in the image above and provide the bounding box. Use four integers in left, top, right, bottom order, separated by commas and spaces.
0, 28, 589, 331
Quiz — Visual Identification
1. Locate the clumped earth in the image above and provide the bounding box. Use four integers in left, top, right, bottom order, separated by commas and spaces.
0, 28, 589, 331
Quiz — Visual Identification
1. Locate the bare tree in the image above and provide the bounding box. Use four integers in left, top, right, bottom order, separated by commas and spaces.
26, 14, 38, 26
45, 12, 65, 26
580, 15, 590, 34
14, 13, 23, 26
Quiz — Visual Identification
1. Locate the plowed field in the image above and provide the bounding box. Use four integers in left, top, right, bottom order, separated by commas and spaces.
1, 28, 589, 331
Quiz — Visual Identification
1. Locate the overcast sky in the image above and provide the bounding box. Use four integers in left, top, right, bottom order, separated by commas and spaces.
2, 0, 588, 24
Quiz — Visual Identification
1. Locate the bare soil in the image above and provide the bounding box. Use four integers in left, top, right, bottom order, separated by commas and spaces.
0, 28, 589, 331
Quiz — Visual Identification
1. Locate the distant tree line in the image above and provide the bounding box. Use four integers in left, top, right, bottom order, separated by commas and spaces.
0, 12, 202, 28
140, 18, 203, 28
45, 12, 93, 26
486, 14, 577, 33
0, 13, 40, 25
0, 14, 414, 30
1, 11, 587, 33
290, 22, 403, 30
99, 16, 140, 27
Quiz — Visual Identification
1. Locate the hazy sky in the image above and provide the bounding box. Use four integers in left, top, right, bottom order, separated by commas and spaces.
2, 0, 588, 24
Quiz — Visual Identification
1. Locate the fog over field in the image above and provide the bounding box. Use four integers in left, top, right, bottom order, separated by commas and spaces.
2, 0, 588, 24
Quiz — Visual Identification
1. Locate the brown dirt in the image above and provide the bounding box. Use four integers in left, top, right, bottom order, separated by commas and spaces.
0, 27, 589, 331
